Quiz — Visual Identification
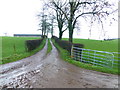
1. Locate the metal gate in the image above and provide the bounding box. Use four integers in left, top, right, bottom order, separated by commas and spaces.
71, 46, 120, 69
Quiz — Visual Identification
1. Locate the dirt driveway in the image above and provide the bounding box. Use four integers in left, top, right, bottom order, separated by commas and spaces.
0, 40, 118, 88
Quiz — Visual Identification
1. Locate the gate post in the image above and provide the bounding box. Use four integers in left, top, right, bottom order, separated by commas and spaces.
71, 45, 73, 58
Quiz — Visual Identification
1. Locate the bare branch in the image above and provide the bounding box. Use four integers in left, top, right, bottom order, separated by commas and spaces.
62, 28, 68, 33
78, 1, 96, 5
52, 1, 69, 20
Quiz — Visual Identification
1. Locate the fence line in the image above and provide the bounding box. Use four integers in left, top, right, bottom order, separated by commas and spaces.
71, 46, 120, 69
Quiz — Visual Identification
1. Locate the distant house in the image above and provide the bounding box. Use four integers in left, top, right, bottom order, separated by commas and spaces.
14, 34, 42, 37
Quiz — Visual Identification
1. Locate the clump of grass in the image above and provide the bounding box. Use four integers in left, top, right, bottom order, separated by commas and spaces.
46, 39, 52, 54
52, 39, 119, 75
1, 37, 46, 64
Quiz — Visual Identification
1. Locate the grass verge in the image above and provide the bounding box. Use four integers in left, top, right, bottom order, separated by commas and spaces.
52, 39, 119, 75
46, 39, 52, 54
1, 38, 46, 64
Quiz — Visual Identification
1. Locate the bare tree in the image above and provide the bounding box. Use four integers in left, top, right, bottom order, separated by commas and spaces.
51, 0, 117, 42
56, 9, 67, 39
55, 2, 68, 39
48, 14, 56, 37
38, 7, 47, 36
38, 14, 51, 37
47, 1, 68, 39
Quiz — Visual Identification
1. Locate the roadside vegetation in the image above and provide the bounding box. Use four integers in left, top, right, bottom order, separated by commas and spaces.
63, 38, 118, 52
52, 39, 119, 75
1, 37, 46, 64
47, 39, 52, 54
63, 38, 119, 68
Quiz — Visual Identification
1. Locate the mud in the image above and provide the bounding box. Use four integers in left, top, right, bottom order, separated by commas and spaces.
0, 39, 118, 88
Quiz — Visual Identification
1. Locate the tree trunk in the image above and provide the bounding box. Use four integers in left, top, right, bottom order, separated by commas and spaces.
59, 31, 63, 40
69, 29, 73, 43
58, 22, 63, 39
68, 20, 73, 43
51, 31, 53, 37
43, 30, 46, 36
42, 29, 44, 36
51, 28, 53, 36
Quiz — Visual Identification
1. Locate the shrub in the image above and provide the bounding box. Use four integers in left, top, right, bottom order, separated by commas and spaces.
73, 43, 84, 48
25, 38, 43, 52
42, 35, 47, 38
57, 40, 72, 53
51, 36, 58, 41
52, 36, 84, 54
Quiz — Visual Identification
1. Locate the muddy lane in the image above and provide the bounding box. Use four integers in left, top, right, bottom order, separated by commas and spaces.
0, 39, 118, 88
18, 40, 118, 88
0, 40, 48, 88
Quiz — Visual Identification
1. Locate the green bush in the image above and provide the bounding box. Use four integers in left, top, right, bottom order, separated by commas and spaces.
52, 36, 84, 54
25, 38, 43, 51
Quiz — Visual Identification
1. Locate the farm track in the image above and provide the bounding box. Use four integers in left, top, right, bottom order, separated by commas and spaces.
0, 39, 119, 88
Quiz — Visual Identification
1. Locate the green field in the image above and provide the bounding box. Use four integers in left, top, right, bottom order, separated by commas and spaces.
63, 38, 118, 52
1, 36, 45, 64
52, 39, 119, 74
63, 38, 119, 69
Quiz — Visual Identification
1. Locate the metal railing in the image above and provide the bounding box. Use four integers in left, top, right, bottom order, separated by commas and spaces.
71, 46, 120, 69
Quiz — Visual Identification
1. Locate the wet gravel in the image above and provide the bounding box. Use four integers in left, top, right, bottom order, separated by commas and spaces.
0, 39, 119, 88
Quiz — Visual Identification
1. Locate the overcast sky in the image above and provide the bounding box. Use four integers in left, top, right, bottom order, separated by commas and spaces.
0, 0, 118, 40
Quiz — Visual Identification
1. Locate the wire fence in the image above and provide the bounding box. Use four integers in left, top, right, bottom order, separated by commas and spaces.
71, 46, 120, 69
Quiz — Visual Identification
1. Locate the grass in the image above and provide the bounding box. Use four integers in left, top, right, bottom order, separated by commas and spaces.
1, 37, 46, 64
52, 39, 119, 75
63, 38, 118, 52
63, 38, 119, 69
46, 39, 52, 54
